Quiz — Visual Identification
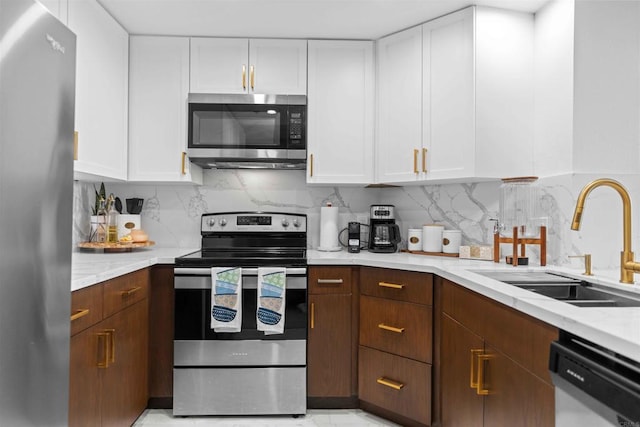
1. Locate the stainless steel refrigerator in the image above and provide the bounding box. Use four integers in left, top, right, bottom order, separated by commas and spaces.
0, 0, 76, 425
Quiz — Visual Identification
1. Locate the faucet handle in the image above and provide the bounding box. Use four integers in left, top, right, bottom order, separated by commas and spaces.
569, 254, 593, 276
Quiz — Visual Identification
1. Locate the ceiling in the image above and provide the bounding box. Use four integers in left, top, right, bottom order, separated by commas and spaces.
97, 0, 551, 40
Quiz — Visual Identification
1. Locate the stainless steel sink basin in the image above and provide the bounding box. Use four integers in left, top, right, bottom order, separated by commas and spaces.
473, 271, 640, 307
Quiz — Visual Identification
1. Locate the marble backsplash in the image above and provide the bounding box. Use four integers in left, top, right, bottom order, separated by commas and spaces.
73, 170, 640, 271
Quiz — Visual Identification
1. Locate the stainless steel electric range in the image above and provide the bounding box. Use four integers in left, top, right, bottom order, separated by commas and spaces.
173, 212, 307, 416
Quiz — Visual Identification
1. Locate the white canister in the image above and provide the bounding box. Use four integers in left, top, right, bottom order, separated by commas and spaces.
442, 230, 462, 254
118, 214, 142, 238
407, 229, 422, 251
422, 224, 444, 252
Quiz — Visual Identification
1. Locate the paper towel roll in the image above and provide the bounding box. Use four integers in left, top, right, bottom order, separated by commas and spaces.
318, 205, 340, 251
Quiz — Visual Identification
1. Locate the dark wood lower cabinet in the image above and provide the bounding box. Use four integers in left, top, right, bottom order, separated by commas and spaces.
69, 270, 150, 427
148, 265, 174, 408
101, 300, 149, 427
359, 346, 431, 425
307, 293, 352, 399
440, 315, 485, 427
438, 279, 557, 427
307, 266, 357, 407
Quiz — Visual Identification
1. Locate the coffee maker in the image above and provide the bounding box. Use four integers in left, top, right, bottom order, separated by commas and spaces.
368, 205, 401, 253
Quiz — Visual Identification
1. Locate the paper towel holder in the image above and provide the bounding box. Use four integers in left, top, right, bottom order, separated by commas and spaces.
318, 202, 342, 252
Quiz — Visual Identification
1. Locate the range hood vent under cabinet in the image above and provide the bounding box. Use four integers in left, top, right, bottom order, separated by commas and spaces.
187, 93, 306, 170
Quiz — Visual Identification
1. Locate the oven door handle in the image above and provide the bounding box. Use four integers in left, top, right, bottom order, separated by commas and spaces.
174, 267, 307, 276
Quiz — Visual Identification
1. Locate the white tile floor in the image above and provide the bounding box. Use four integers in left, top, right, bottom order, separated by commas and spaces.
133, 409, 402, 426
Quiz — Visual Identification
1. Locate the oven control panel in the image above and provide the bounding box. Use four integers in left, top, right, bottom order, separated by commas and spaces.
201, 212, 306, 233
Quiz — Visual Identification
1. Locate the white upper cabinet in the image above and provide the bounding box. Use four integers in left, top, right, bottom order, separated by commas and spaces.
128, 36, 203, 183
37, 0, 68, 24
377, 7, 534, 184
376, 26, 424, 183
190, 38, 307, 94
307, 40, 375, 185
68, 0, 129, 181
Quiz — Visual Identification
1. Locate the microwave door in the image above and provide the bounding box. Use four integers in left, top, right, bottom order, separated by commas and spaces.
190, 104, 286, 149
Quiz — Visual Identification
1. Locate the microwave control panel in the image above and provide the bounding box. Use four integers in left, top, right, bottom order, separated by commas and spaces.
289, 111, 303, 141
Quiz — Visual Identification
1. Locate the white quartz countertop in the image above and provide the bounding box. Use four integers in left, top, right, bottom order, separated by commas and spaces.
71, 247, 197, 291
71, 247, 640, 364
308, 249, 640, 365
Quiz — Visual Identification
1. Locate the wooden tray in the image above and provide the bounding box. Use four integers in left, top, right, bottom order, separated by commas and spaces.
401, 249, 459, 258
78, 241, 155, 253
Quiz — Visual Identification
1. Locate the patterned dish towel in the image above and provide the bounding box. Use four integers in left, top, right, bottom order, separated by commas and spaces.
257, 267, 286, 335
211, 267, 242, 332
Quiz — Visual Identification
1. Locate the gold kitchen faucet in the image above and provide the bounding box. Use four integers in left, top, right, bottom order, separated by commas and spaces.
571, 178, 640, 284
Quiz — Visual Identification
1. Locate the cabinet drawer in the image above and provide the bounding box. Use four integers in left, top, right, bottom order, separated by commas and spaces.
103, 269, 149, 318
309, 266, 352, 295
70, 284, 103, 336
360, 295, 432, 363
359, 346, 431, 425
360, 267, 432, 305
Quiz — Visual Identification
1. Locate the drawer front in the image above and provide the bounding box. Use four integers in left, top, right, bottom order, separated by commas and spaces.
360, 295, 431, 363
70, 284, 103, 336
360, 267, 432, 305
103, 269, 149, 318
359, 346, 431, 425
309, 266, 352, 295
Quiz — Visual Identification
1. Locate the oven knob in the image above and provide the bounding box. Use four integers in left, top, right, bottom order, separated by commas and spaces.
292, 218, 300, 228
220, 218, 227, 227
208, 218, 215, 227
281, 218, 290, 228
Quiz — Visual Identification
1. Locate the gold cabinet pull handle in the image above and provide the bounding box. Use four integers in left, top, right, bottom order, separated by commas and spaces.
121, 286, 142, 297
317, 278, 343, 285
97, 332, 110, 368
310, 302, 315, 329
250, 65, 255, 90
73, 131, 79, 161
378, 281, 404, 290
104, 329, 116, 364
242, 64, 246, 90
377, 377, 404, 390
422, 148, 428, 173
70, 308, 89, 322
309, 153, 314, 177
413, 149, 419, 174
470, 349, 483, 388
181, 152, 187, 175
378, 323, 405, 334
476, 353, 493, 395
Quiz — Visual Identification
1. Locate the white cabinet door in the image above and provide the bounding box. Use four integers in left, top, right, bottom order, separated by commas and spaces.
69, 0, 128, 181
422, 6, 534, 182
190, 38, 307, 94
190, 38, 249, 94
376, 26, 423, 183
128, 36, 203, 183
249, 39, 307, 94
37, 0, 68, 23
422, 7, 475, 180
307, 40, 374, 184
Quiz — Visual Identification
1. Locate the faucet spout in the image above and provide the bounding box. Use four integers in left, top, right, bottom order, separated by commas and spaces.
571, 178, 637, 283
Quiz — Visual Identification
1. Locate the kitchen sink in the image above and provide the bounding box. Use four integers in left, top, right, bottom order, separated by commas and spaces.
473, 271, 640, 307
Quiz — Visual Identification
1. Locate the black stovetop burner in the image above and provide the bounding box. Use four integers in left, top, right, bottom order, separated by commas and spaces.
175, 211, 308, 268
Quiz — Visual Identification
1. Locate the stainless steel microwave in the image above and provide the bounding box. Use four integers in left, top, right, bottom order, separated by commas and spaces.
187, 93, 306, 169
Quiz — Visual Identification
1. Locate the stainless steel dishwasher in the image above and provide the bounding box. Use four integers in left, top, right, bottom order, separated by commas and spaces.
549, 330, 640, 426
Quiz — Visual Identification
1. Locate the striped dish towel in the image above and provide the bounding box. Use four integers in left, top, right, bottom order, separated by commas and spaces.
257, 267, 286, 335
